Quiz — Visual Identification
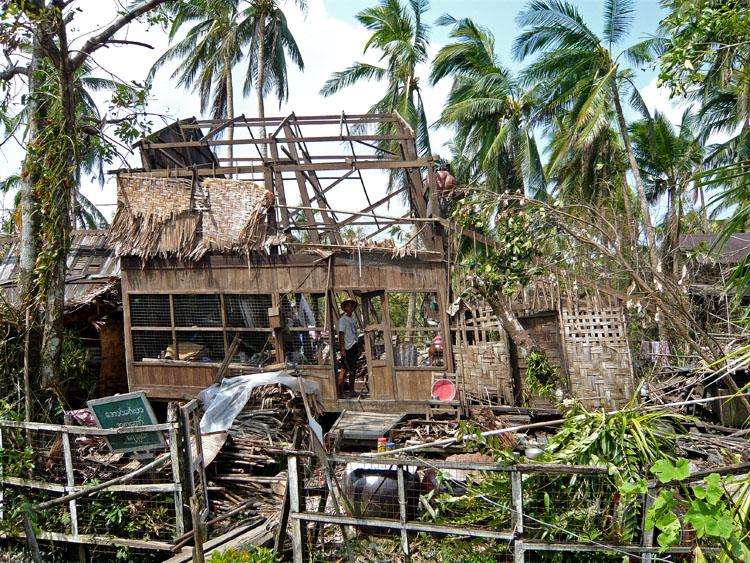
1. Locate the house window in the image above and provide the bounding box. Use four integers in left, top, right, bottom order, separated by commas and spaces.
362, 292, 387, 362
281, 293, 329, 365
129, 293, 274, 366
225, 295, 272, 328
174, 294, 222, 327
130, 295, 171, 327
132, 330, 173, 361
388, 291, 443, 367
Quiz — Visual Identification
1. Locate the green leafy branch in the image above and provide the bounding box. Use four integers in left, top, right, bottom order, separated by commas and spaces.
622, 458, 750, 561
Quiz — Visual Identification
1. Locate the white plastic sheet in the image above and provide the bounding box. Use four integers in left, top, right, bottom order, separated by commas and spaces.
198, 371, 321, 434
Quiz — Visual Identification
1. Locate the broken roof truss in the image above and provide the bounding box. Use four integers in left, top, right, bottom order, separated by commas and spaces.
124, 112, 442, 255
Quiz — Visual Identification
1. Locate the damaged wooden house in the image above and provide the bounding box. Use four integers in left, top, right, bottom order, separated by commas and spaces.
109, 113, 635, 413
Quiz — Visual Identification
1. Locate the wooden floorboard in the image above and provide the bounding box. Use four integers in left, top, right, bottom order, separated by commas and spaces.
329, 410, 406, 440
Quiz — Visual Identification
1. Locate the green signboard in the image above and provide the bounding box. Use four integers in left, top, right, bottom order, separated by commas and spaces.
87, 391, 165, 453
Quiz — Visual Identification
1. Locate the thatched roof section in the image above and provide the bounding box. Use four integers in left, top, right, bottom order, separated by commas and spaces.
107, 175, 273, 261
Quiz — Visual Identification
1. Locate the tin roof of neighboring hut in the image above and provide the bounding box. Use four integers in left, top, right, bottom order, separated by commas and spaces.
0, 230, 119, 308
679, 233, 750, 264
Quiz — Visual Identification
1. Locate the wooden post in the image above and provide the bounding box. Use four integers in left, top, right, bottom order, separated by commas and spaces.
62, 414, 87, 563
396, 465, 410, 559
22, 511, 42, 563
60, 420, 78, 536
191, 495, 205, 563
168, 402, 186, 537
511, 462, 524, 563
274, 427, 302, 555
288, 452, 306, 563
0, 426, 4, 522
179, 405, 197, 502
188, 401, 209, 514
640, 486, 657, 563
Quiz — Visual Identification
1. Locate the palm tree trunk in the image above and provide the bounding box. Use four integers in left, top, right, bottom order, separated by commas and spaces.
698, 183, 709, 233
40, 16, 77, 389
673, 189, 683, 279
19, 36, 44, 305
612, 89, 658, 272
663, 184, 676, 275
225, 54, 234, 168
620, 171, 634, 259
20, 34, 45, 409
613, 88, 668, 342
255, 21, 267, 158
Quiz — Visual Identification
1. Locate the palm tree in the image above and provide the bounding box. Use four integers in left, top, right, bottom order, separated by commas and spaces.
0, 175, 108, 233
513, 0, 661, 275
546, 116, 638, 267
630, 109, 706, 276
243, 0, 306, 156
321, 0, 432, 162
430, 15, 546, 199
1, 59, 113, 231
150, 0, 257, 164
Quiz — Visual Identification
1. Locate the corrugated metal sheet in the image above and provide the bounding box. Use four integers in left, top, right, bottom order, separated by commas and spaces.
0, 230, 120, 307
679, 234, 750, 264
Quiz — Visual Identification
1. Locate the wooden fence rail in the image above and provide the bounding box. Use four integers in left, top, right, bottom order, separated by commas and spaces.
287, 453, 721, 563
0, 400, 207, 561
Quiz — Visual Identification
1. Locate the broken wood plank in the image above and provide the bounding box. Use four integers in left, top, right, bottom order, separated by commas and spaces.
164, 520, 272, 563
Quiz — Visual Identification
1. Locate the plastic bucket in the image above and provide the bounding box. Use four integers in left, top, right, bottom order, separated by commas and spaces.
431, 378, 456, 401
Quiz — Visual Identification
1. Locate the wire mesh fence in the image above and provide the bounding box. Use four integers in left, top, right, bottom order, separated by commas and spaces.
0, 423, 179, 543
0, 401, 207, 560
287, 453, 712, 563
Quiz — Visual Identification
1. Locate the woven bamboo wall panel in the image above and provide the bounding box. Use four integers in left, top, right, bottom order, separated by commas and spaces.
454, 340, 514, 405
562, 308, 626, 346
201, 178, 274, 251
516, 314, 562, 409
561, 307, 634, 409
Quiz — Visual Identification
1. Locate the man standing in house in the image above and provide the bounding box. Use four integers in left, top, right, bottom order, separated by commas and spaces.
338, 298, 359, 397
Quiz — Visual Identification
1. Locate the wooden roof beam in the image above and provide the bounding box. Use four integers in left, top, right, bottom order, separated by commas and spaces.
111, 157, 433, 177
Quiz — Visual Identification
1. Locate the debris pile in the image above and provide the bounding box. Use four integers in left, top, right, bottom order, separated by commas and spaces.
206, 383, 309, 537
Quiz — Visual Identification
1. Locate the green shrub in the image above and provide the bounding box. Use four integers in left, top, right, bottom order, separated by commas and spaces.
209, 546, 283, 563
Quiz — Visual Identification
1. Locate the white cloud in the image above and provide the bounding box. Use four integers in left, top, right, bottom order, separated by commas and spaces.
639, 77, 693, 126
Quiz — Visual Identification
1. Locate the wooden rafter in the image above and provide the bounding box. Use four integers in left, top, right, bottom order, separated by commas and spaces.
119, 113, 444, 257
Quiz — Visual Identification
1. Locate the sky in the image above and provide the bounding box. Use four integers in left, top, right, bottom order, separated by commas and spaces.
0, 0, 678, 225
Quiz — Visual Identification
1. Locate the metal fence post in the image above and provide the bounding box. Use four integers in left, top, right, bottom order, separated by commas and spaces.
397, 464, 411, 559
511, 465, 524, 563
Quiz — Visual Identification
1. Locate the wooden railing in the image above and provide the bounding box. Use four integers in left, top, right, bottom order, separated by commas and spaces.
286, 453, 723, 563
